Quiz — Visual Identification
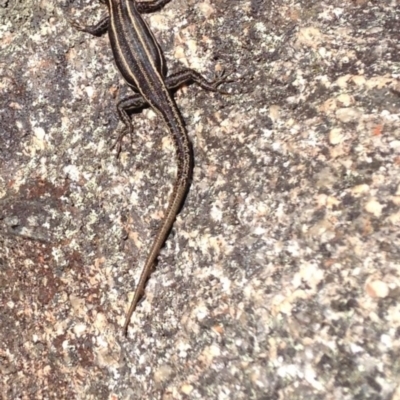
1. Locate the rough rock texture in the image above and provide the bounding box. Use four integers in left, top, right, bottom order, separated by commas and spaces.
1, 0, 400, 399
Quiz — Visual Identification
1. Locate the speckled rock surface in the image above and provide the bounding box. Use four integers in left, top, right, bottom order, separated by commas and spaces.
1, 0, 400, 399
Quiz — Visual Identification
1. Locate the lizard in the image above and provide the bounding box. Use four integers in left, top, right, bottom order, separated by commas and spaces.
71, 0, 231, 335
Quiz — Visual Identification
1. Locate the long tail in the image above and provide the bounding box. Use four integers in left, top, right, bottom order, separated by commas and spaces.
123, 110, 192, 335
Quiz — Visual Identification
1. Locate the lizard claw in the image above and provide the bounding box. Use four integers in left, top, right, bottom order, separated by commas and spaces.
110, 125, 134, 158
69, 19, 81, 30
212, 69, 239, 95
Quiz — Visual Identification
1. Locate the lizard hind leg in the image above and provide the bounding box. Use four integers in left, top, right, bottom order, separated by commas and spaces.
165, 68, 236, 95
111, 94, 147, 156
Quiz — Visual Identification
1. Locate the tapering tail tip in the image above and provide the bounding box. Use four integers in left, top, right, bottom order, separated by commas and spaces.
123, 318, 130, 337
